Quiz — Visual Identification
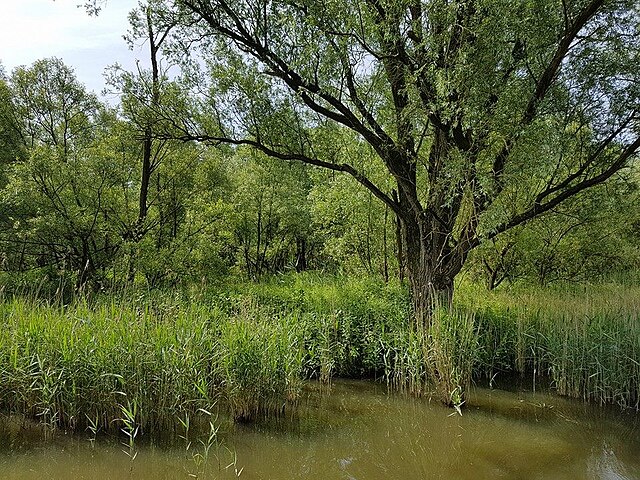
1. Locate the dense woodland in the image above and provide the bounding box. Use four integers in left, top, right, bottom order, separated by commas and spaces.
0, 48, 638, 295
0, 0, 639, 417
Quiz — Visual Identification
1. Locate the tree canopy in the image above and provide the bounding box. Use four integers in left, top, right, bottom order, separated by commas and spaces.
2, 0, 639, 313
130, 0, 640, 320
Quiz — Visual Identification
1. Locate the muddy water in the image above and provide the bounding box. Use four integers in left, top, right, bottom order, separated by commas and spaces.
1, 380, 639, 479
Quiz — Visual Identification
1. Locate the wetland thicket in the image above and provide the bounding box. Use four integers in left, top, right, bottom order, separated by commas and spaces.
1, 276, 639, 437
1, 0, 640, 446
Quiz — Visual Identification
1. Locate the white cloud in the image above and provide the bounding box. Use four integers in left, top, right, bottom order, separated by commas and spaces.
0, 0, 145, 94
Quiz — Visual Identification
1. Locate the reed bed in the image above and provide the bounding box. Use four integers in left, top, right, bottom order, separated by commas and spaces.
0, 297, 303, 433
0, 275, 406, 433
0, 274, 638, 437
471, 283, 640, 409
380, 307, 477, 409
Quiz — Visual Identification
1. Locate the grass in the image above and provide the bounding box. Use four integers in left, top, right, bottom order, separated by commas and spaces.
0, 274, 407, 433
0, 296, 304, 434
426, 306, 477, 409
380, 306, 477, 410
0, 273, 638, 438
465, 281, 640, 409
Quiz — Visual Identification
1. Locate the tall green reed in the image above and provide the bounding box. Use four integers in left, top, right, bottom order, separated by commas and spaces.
472, 285, 640, 409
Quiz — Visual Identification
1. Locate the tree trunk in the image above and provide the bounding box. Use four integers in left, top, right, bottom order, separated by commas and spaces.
136, 9, 161, 238
138, 129, 153, 233
401, 212, 476, 408
295, 237, 307, 272
392, 192, 405, 283
401, 215, 457, 329
383, 203, 389, 283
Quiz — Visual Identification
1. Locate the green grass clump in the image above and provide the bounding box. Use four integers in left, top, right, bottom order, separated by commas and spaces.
380, 306, 477, 409
209, 273, 409, 379
0, 296, 302, 433
536, 309, 639, 408
0, 274, 407, 433
426, 307, 477, 408
219, 312, 304, 421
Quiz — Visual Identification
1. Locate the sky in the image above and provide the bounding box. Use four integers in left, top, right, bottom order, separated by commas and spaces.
0, 0, 148, 96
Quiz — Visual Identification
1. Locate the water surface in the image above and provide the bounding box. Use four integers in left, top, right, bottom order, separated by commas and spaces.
1, 380, 639, 479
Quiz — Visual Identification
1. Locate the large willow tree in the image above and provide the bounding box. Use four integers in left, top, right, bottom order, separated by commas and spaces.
141, 0, 639, 325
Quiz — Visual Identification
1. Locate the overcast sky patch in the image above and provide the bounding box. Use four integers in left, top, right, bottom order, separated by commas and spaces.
0, 0, 146, 95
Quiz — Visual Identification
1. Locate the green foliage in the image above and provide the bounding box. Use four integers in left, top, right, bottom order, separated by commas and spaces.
1, 45, 638, 295
229, 151, 315, 277
0, 57, 238, 291
0, 275, 639, 437
310, 168, 396, 276
470, 284, 640, 409
219, 313, 304, 420
0, 59, 127, 288
0, 75, 24, 186
11, 58, 100, 148
470, 179, 640, 287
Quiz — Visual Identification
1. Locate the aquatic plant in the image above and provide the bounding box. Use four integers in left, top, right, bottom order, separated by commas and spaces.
0, 295, 303, 433
0, 274, 638, 439
470, 284, 640, 409
426, 307, 477, 409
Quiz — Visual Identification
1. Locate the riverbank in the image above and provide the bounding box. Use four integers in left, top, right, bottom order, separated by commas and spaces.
0, 274, 638, 435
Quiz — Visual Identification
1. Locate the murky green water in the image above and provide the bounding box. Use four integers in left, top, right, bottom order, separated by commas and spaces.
1, 380, 639, 479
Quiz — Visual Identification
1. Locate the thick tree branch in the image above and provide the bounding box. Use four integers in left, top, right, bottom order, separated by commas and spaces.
181, 0, 400, 164
180, 0, 424, 221
490, 0, 606, 193
169, 131, 403, 218
487, 136, 640, 241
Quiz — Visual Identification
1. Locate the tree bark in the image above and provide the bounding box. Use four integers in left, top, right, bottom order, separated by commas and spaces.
295, 237, 307, 272
392, 190, 405, 282
401, 211, 459, 329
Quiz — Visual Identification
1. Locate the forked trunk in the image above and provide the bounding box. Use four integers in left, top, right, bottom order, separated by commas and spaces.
402, 216, 456, 329
401, 213, 474, 409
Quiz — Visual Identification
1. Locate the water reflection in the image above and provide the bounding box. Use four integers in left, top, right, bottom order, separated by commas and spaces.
1, 380, 639, 479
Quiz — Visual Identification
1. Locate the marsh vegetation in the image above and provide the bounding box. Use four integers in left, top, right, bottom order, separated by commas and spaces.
1, 1, 640, 476
1, 275, 638, 437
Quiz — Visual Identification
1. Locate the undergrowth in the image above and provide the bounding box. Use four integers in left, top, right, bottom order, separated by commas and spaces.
0, 273, 638, 437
